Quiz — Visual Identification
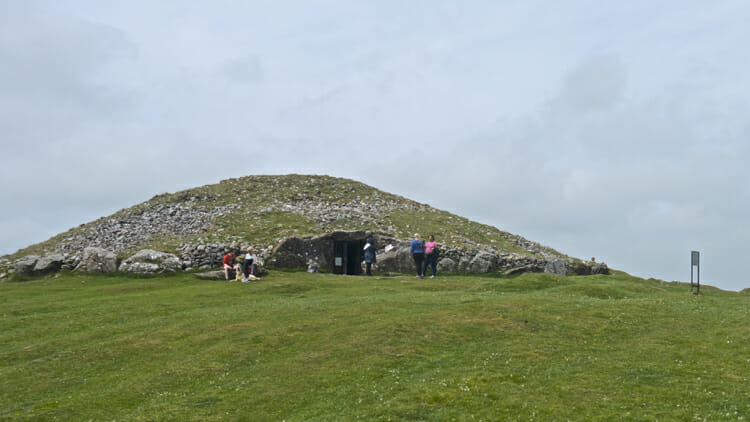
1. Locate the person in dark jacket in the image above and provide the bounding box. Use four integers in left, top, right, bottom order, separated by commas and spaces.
363, 238, 377, 276
409, 233, 425, 278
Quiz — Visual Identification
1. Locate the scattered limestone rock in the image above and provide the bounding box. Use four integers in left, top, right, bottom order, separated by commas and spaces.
51, 204, 240, 257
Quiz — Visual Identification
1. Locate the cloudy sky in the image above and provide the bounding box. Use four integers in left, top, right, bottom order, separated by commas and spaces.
2, 1, 749, 290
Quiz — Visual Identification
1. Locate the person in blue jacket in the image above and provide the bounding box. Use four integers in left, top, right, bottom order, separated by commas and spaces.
409, 233, 426, 278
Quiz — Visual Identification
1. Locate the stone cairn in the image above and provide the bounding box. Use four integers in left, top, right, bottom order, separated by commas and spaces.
3, 187, 607, 277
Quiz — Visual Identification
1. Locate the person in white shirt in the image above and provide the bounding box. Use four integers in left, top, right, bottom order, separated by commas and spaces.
242, 247, 259, 281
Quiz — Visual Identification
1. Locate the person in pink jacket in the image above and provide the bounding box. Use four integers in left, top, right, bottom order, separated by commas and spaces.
423, 234, 439, 278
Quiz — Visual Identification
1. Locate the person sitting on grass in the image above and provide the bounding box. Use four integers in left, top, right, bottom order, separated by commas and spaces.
222, 252, 240, 281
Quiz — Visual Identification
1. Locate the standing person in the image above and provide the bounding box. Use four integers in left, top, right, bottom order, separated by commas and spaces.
222, 252, 239, 281
423, 234, 439, 279
409, 233, 426, 279
363, 238, 377, 276
242, 247, 258, 280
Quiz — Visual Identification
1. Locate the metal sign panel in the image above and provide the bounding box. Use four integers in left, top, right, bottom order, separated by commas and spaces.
691, 250, 701, 294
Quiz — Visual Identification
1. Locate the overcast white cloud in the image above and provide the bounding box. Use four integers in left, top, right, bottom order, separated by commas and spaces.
2, 1, 749, 290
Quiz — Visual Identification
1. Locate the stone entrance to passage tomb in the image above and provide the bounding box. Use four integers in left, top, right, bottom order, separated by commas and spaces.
267, 231, 374, 274
332, 238, 364, 275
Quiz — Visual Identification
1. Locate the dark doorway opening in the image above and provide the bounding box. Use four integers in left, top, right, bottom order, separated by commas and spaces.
333, 240, 364, 275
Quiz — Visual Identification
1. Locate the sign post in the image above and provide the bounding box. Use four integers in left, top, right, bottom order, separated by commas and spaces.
690, 251, 700, 294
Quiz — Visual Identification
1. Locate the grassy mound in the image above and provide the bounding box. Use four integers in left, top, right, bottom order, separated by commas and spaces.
8, 174, 563, 261
2, 271, 748, 420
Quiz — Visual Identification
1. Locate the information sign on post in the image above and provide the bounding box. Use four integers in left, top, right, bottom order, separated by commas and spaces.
690, 251, 700, 294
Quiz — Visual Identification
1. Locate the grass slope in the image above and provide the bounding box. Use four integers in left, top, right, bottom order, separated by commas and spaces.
2, 272, 749, 420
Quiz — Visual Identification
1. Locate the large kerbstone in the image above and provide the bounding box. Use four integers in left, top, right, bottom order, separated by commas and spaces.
468, 251, 498, 273
374, 245, 414, 274
76, 247, 117, 273
268, 237, 317, 269
436, 257, 457, 274
14, 255, 40, 276
33, 254, 65, 274
458, 255, 472, 272
119, 249, 182, 273
544, 259, 568, 276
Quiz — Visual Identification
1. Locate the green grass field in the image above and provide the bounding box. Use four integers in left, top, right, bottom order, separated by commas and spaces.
2, 271, 749, 421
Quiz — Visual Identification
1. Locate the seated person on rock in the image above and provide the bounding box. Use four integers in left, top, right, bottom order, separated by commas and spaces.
222, 252, 240, 281
242, 248, 262, 282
